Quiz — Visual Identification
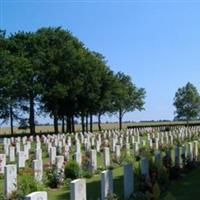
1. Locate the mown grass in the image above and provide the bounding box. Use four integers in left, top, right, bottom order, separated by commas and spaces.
163, 166, 200, 200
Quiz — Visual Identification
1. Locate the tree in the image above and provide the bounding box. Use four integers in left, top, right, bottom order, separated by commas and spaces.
9, 31, 42, 134
113, 72, 146, 130
173, 82, 200, 122
0, 30, 22, 134
36, 27, 86, 133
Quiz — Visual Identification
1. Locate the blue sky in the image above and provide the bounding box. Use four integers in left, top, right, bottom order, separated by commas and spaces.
1, 0, 200, 123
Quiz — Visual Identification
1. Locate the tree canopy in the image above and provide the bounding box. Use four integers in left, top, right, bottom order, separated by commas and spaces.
174, 82, 200, 122
0, 27, 146, 134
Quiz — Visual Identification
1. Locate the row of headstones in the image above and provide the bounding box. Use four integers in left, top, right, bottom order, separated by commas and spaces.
6, 162, 134, 200
1, 131, 199, 179
71, 164, 133, 200
1, 128, 200, 181
0, 145, 178, 200
2, 126, 199, 159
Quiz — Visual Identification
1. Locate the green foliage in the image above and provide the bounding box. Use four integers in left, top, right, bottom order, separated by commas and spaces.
158, 167, 170, 192
106, 193, 119, 200
145, 182, 161, 200
112, 72, 146, 130
131, 192, 147, 200
0, 27, 146, 134
82, 170, 93, 179
174, 82, 200, 121
0, 192, 6, 200
11, 174, 44, 200
64, 160, 81, 180
45, 165, 63, 188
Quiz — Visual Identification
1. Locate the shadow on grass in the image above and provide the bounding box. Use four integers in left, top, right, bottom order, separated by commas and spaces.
163, 166, 200, 200
86, 174, 124, 200
87, 179, 101, 200
114, 175, 123, 200
56, 191, 70, 200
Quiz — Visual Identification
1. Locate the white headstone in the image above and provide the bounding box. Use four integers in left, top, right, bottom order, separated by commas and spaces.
50, 147, 56, 165
103, 147, 110, 167
70, 179, 86, 200
124, 164, 134, 200
0, 154, 6, 174
26, 191, 48, 200
33, 159, 43, 183
101, 170, 113, 200
4, 164, 17, 198
9, 146, 15, 162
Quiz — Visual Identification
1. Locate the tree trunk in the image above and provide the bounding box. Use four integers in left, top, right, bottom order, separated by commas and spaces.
29, 93, 35, 135
81, 113, 85, 133
86, 113, 88, 132
62, 116, 65, 133
71, 115, 75, 133
119, 108, 122, 130
9, 104, 14, 135
66, 114, 71, 133
53, 115, 58, 134
90, 113, 93, 132
98, 113, 102, 131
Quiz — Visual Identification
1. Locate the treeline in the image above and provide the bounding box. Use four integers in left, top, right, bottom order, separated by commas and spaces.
0, 27, 145, 134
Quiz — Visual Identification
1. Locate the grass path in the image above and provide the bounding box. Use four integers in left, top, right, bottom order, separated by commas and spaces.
164, 167, 200, 200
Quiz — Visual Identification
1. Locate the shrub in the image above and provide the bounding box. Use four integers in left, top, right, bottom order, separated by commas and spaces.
157, 167, 170, 192
82, 170, 92, 178
45, 165, 63, 188
145, 182, 160, 200
106, 193, 119, 200
0, 193, 6, 200
64, 160, 81, 180
131, 192, 147, 200
11, 174, 43, 200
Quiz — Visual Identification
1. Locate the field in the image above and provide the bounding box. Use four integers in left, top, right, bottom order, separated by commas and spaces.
1, 120, 200, 135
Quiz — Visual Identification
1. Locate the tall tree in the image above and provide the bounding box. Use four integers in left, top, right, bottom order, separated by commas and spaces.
0, 30, 22, 134
174, 82, 200, 122
36, 27, 85, 133
113, 72, 146, 130
9, 31, 42, 134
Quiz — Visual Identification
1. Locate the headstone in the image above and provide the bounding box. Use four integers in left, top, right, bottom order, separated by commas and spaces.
174, 145, 180, 167
140, 157, 149, 176
50, 147, 56, 165
74, 152, 82, 166
115, 145, 121, 160
70, 179, 86, 200
103, 147, 110, 167
55, 155, 64, 173
194, 141, 199, 161
26, 191, 47, 200
101, 170, 113, 200
17, 151, 26, 169
155, 151, 162, 169
16, 142, 21, 155
33, 160, 43, 183
35, 148, 42, 160
0, 154, 6, 174
124, 164, 134, 200
90, 149, 97, 173
125, 143, 130, 155
4, 164, 17, 198
24, 144, 30, 160
9, 146, 15, 162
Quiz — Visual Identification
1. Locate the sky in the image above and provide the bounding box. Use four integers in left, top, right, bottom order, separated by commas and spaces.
1, 0, 200, 123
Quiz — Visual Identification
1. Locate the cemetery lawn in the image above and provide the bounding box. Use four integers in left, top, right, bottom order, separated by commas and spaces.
44, 165, 200, 200
163, 166, 200, 200
47, 166, 124, 200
